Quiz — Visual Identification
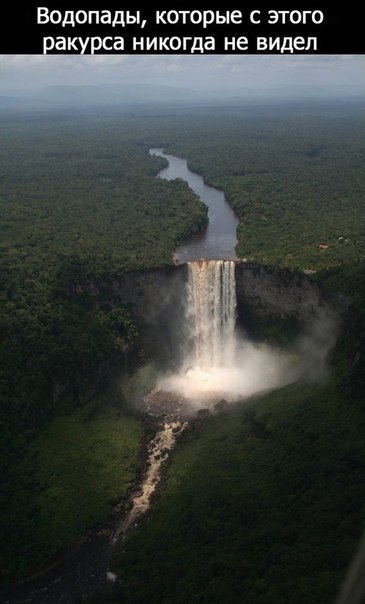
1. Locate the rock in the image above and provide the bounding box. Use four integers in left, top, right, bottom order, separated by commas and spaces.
106, 571, 118, 583
214, 399, 229, 413
196, 408, 210, 418
235, 261, 323, 320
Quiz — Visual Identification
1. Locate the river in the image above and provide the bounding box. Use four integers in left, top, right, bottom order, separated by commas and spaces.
150, 148, 238, 261
3, 149, 239, 604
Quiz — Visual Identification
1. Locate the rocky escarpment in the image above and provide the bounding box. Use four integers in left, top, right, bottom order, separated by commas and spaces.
66, 265, 188, 367
234, 262, 324, 320
68, 261, 323, 320
66, 261, 328, 364
66, 265, 186, 312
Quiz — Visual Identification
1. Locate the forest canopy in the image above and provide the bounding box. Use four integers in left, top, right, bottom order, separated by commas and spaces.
1, 100, 364, 593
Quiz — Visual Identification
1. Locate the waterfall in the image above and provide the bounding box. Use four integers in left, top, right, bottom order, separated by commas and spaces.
186, 260, 237, 368
158, 257, 296, 407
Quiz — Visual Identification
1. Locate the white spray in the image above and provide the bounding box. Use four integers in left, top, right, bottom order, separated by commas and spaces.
157, 259, 336, 410
186, 260, 236, 368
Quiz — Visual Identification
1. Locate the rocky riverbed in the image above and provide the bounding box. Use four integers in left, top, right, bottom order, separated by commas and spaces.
3, 391, 189, 604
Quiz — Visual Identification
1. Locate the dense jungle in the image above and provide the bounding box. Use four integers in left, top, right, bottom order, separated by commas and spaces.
1, 100, 364, 603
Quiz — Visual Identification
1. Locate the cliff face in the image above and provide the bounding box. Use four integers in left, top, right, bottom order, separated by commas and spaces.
67, 261, 326, 364
71, 261, 322, 321
234, 262, 323, 320
71, 265, 185, 311
60, 261, 333, 403
68, 265, 188, 367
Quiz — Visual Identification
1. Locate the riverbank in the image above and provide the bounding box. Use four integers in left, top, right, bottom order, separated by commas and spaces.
103, 379, 365, 604
1, 409, 141, 602
150, 148, 238, 262
3, 403, 189, 603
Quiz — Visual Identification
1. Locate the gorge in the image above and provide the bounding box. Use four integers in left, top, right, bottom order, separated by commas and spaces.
2, 100, 364, 604
5, 149, 338, 604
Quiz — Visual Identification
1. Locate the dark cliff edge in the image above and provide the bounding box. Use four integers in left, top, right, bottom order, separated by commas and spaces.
64, 261, 334, 376
68, 264, 188, 368
235, 261, 323, 319
67, 261, 326, 320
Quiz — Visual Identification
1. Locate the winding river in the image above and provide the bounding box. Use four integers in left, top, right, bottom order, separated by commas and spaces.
150, 148, 238, 261
4, 150, 238, 604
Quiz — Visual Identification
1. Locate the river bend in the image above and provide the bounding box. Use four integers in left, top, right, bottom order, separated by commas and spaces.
150, 148, 238, 261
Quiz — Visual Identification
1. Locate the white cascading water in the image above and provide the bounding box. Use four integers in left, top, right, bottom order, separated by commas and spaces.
186, 260, 237, 368
158, 258, 300, 407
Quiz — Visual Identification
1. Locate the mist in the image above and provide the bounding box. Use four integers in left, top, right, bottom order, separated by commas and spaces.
152, 262, 338, 414
157, 312, 337, 412
0, 55, 364, 112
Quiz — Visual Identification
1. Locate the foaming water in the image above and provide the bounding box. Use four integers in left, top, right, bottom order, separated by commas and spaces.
187, 260, 236, 367
156, 259, 336, 411
113, 420, 186, 542
158, 342, 295, 409
157, 260, 296, 409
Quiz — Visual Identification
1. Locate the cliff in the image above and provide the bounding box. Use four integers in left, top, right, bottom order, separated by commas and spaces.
234, 262, 323, 319
69, 261, 323, 318
67, 265, 187, 367
65, 261, 329, 364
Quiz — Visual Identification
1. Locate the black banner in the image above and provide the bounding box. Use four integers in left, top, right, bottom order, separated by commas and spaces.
0, 1, 364, 55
